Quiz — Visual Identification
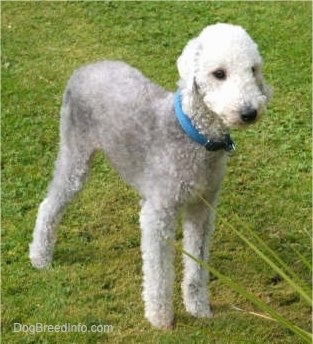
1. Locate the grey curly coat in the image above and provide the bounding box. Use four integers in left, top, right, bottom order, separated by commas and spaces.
29, 23, 270, 329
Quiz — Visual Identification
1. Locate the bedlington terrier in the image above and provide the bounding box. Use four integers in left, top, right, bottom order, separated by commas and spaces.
29, 23, 270, 329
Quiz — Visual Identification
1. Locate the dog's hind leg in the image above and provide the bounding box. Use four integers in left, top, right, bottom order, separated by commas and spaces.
29, 101, 94, 268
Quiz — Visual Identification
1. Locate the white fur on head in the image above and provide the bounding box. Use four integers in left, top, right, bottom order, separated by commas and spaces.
177, 23, 258, 91
177, 23, 270, 127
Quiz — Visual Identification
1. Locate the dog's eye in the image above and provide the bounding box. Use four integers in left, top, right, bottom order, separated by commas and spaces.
212, 69, 226, 80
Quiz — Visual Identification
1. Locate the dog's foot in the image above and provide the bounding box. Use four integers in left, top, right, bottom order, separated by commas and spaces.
183, 283, 213, 318
29, 244, 52, 269
184, 292, 213, 318
145, 307, 174, 330
185, 302, 213, 318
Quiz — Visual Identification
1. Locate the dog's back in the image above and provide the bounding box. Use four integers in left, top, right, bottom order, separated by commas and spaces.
61, 60, 175, 188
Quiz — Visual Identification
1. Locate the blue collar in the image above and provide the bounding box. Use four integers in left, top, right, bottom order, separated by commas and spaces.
174, 91, 235, 152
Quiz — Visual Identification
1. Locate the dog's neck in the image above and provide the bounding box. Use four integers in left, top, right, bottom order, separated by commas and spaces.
180, 88, 229, 141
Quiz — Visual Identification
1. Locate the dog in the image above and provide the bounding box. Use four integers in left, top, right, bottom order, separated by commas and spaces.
29, 23, 270, 329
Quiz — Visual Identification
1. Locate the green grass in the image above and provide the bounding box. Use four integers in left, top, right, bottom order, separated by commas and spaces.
2, 2, 311, 343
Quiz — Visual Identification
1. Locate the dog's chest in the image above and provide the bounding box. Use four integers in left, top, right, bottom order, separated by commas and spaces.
176, 149, 228, 197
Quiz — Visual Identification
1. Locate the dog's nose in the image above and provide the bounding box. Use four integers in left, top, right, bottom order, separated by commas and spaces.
241, 108, 257, 123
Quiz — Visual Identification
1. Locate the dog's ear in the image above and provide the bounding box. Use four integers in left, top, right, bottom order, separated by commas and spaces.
256, 73, 272, 102
262, 81, 273, 102
177, 38, 202, 91
192, 77, 200, 94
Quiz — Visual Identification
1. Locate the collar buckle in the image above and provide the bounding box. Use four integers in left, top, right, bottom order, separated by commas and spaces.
204, 134, 235, 152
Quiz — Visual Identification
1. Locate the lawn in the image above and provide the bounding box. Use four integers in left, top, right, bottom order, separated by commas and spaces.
2, 2, 311, 343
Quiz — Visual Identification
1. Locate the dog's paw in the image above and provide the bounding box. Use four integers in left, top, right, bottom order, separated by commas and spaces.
145, 307, 175, 330
187, 305, 213, 318
184, 300, 213, 318
29, 244, 52, 269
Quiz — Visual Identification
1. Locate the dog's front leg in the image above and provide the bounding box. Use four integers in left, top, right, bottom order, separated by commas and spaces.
140, 200, 177, 329
182, 200, 215, 318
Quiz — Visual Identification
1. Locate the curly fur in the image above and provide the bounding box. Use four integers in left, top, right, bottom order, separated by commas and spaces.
29, 23, 270, 329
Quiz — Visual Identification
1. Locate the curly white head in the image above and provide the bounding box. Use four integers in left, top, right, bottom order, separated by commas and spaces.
177, 23, 271, 128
